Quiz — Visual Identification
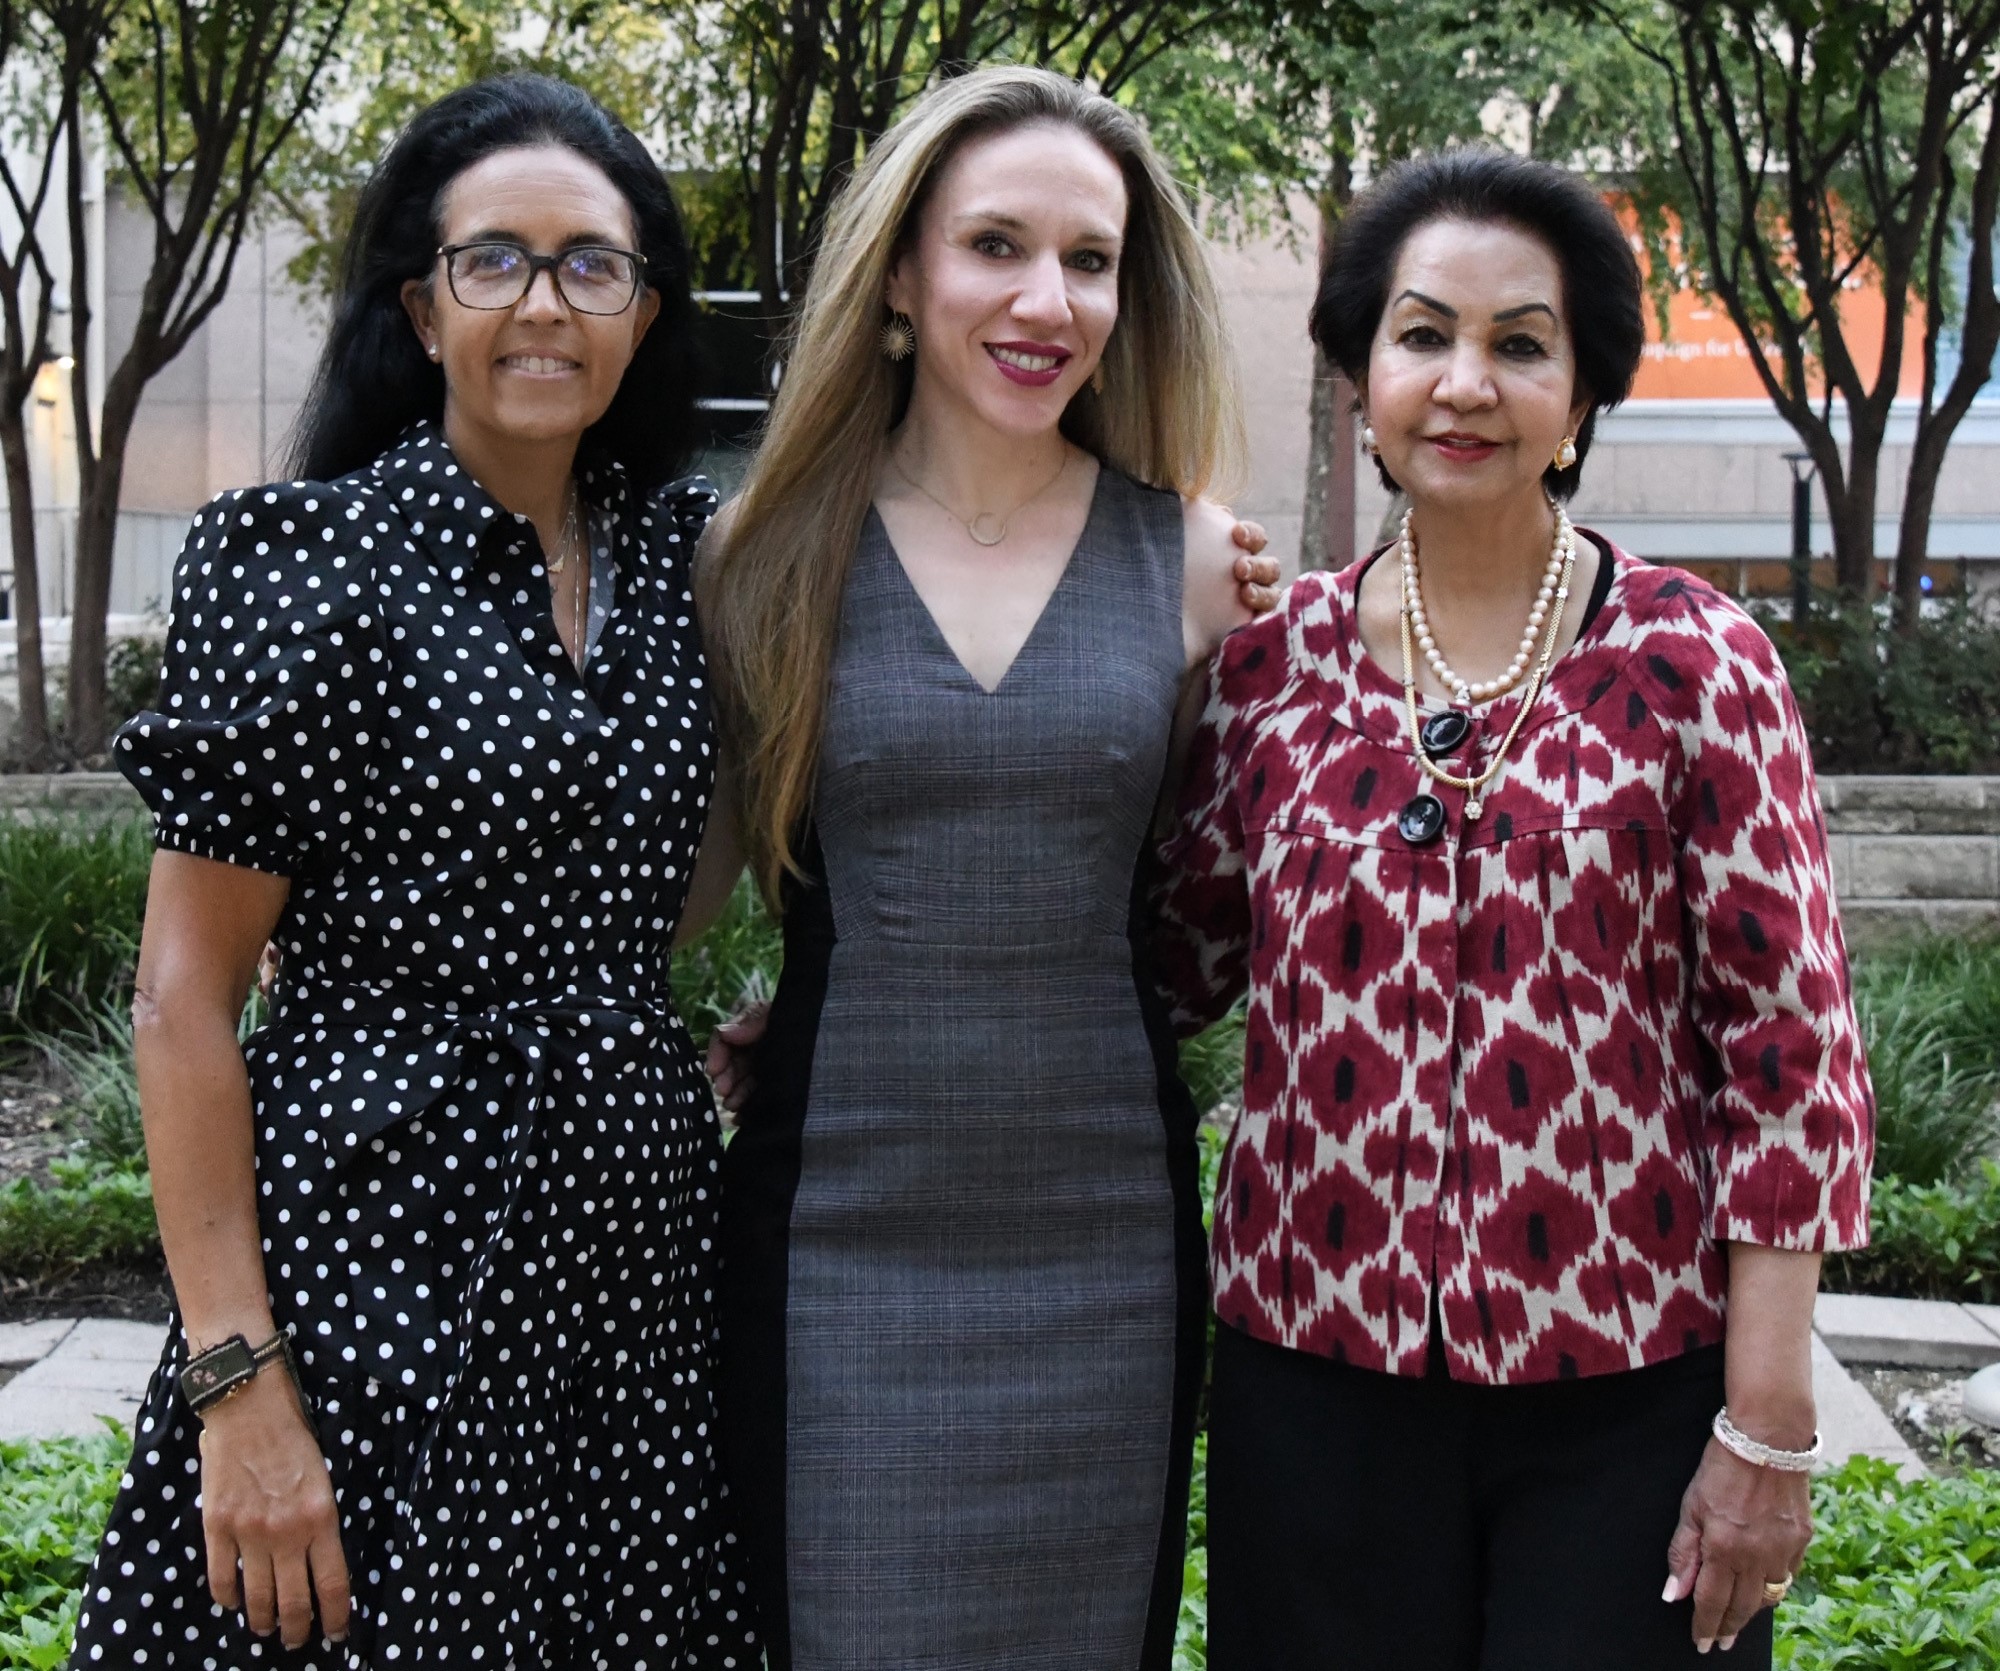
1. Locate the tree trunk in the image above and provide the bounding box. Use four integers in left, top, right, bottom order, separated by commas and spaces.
1300, 347, 1332, 572
1, 414, 48, 764
64, 417, 129, 756
1894, 413, 1953, 628
1825, 428, 1882, 598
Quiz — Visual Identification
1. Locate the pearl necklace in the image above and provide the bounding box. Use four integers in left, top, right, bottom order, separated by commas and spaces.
1399, 506, 1572, 705
1397, 505, 1579, 821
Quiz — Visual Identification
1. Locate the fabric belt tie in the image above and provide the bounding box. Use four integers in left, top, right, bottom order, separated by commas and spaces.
258, 984, 667, 1518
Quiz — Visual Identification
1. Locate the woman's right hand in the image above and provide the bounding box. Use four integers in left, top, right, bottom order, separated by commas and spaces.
705, 1001, 770, 1113
198, 1368, 351, 1649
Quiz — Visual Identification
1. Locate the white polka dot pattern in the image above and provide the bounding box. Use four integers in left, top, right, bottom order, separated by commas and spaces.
78, 423, 756, 1667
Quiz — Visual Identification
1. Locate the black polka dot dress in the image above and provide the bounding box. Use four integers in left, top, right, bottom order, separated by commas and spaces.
74, 423, 757, 1669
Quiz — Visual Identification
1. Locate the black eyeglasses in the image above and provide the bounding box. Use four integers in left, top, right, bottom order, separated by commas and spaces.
437, 241, 647, 315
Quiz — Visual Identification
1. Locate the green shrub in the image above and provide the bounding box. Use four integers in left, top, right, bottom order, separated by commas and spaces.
0, 1161, 157, 1273
1777, 1457, 2000, 1669
1178, 1008, 1245, 1118
669, 876, 783, 1050
1768, 595, 2000, 775
1826, 1162, 2000, 1305
0, 819, 150, 1044
0, 1428, 125, 1670
103, 636, 165, 733
1854, 973, 2000, 1188
41, 1015, 146, 1174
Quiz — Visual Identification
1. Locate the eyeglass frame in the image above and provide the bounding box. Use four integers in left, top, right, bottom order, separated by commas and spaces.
434, 241, 650, 315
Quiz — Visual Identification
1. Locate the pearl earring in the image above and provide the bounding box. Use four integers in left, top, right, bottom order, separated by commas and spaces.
1554, 435, 1578, 470
428, 342, 440, 360
880, 313, 916, 362
1362, 424, 1379, 454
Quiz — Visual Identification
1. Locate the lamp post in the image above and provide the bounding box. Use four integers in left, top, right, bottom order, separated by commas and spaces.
1783, 452, 1816, 624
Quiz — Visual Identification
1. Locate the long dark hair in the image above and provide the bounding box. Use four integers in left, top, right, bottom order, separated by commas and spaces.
290, 74, 703, 490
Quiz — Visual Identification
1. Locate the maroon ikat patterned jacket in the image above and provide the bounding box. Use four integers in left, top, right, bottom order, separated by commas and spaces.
1155, 542, 1873, 1386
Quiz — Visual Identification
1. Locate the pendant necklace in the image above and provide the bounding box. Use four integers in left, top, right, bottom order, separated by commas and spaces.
890, 447, 1071, 547
1397, 504, 1578, 821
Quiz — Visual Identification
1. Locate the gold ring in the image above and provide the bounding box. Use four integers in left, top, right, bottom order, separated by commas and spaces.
1762, 1578, 1792, 1605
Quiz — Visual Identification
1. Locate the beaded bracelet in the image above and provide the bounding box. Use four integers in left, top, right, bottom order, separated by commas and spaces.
1712, 1408, 1822, 1473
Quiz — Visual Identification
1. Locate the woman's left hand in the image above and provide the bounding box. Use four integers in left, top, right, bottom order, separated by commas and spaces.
1231, 520, 1279, 615
1664, 1439, 1812, 1653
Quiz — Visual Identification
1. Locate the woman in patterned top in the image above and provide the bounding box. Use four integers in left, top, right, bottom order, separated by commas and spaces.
1157, 149, 1873, 1671
73, 77, 756, 1668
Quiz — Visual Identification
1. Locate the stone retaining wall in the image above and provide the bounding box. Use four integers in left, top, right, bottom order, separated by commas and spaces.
7, 771, 1998, 945
1821, 777, 2000, 947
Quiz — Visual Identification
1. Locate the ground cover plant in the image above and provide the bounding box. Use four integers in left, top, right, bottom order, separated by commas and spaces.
0, 1429, 126, 1669
0, 819, 149, 1046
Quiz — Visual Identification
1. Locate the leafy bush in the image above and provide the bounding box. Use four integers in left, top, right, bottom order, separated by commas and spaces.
1776, 1458, 2000, 1669
0, 1161, 157, 1273
0, 819, 150, 1045
1825, 1163, 2000, 1305
0, 1428, 125, 1670
102, 636, 165, 733
41, 1013, 146, 1174
1854, 973, 2000, 1188
668, 875, 782, 1050
1767, 595, 2000, 775
1178, 1008, 1245, 1118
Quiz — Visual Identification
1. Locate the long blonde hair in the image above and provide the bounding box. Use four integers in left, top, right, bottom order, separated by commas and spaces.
702, 65, 1244, 901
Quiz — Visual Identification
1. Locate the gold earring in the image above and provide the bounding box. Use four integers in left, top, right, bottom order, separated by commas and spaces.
1090, 362, 1106, 394
880, 313, 916, 362
1554, 435, 1578, 470
1362, 424, 1379, 454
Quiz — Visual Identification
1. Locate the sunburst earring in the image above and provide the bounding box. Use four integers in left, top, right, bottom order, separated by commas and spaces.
1553, 435, 1578, 470
880, 313, 916, 362
1362, 424, 1379, 454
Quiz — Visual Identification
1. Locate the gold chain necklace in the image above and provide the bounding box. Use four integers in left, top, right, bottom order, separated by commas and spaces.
889, 447, 1071, 547
1397, 505, 1579, 821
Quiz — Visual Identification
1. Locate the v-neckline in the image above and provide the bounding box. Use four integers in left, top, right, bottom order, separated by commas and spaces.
870, 461, 1106, 697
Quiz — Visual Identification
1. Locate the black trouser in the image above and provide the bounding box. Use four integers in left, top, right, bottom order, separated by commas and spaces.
1206, 1323, 1773, 1671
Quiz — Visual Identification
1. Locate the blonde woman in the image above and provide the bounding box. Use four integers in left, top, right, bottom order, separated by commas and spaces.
698, 66, 1258, 1671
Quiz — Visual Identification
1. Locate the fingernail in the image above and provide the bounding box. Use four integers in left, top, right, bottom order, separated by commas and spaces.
1721, 1636, 1737, 1652
1662, 1577, 1678, 1603
1697, 1642, 1712, 1655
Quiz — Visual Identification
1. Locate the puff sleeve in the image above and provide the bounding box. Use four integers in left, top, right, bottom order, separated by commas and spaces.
114, 481, 387, 877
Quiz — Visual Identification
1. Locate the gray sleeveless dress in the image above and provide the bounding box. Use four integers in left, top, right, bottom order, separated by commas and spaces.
719, 464, 1207, 1671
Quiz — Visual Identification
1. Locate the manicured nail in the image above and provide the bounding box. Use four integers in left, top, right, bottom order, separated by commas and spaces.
1721, 1636, 1738, 1652
1697, 1641, 1713, 1655
1662, 1577, 1678, 1602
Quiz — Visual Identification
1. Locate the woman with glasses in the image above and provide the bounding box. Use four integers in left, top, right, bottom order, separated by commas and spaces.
70, 75, 758, 1669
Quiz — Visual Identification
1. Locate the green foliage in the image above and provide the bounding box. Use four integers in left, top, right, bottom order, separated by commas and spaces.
1767, 599, 2000, 776
0, 818, 150, 1044
1174, 1430, 1209, 1670
1849, 934, 2000, 1188
1178, 1009, 1246, 1119
1826, 1164, 2000, 1306
0, 1161, 158, 1273
1776, 1458, 2000, 1670
668, 876, 782, 1050
41, 1012, 147, 1174
101, 638, 164, 734
0, 1429, 126, 1670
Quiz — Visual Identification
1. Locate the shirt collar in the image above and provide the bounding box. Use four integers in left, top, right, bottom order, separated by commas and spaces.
369, 419, 636, 586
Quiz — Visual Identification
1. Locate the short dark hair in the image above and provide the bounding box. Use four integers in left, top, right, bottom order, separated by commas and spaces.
290, 74, 703, 491
1310, 147, 1643, 500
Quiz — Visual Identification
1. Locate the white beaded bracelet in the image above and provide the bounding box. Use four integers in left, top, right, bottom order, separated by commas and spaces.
1712, 1409, 1822, 1473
